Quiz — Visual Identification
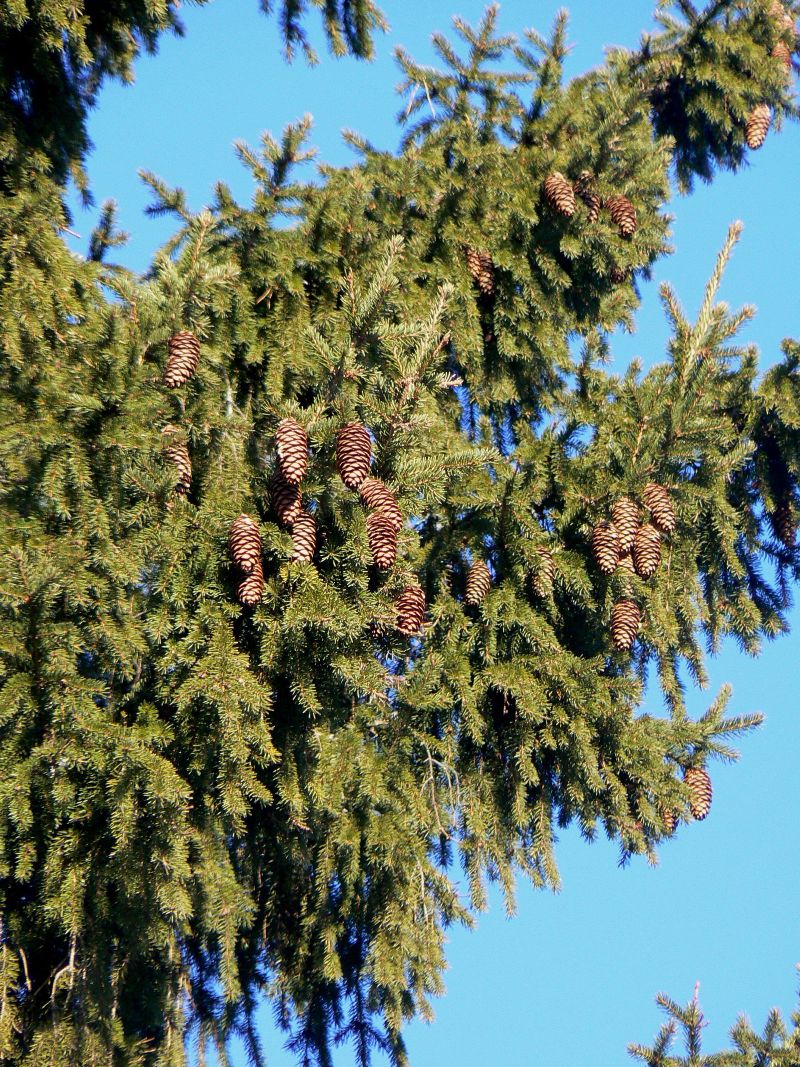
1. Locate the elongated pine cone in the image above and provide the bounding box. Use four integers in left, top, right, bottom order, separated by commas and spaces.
611, 497, 640, 554
275, 417, 308, 486
465, 559, 492, 605
642, 482, 676, 534
611, 598, 640, 652
161, 426, 191, 494
229, 514, 262, 574
660, 808, 677, 836
771, 497, 796, 547
592, 520, 621, 576
291, 512, 317, 563
395, 585, 426, 635
336, 423, 372, 490
543, 172, 576, 217
237, 558, 264, 606
772, 39, 793, 68
359, 478, 403, 530
464, 247, 495, 296
531, 546, 555, 597
746, 103, 772, 149
606, 194, 637, 237
163, 330, 200, 388
575, 171, 601, 222
684, 766, 712, 821
632, 523, 662, 579
366, 511, 398, 570
270, 472, 302, 528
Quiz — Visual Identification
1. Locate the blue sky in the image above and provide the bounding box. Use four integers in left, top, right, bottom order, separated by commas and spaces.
68, 2, 800, 1063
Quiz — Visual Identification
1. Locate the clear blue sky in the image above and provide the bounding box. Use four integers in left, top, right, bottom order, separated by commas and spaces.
68, 2, 800, 1063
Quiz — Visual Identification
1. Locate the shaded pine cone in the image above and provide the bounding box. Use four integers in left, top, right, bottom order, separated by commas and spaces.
610, 265, 629, 284
543, 172, 576, 217
395, 584, 426, 635
605, 194, 637, 237
237, 558, 264, 606
591, 520, 621, 575
270, 472, 302, 528
530, 546, 556, 597
684, 767, 712, 821
464, 246, 496, 296
465, 559, 492, 605
745, 103, 772, 150
161, 426, 191, 494
642, 482, 676, 534
632, 523, 662, 579
366, 511, 398, 570
611, 497, 640, 554
359, 478, 403, 530
163, 330, 200, 388
771, 496, 796, 547
229, 514, 262, 574
336, 422, 372, 489
291, 512, 317, 563
575, 170, 601, 222
611, 598, 640, 652
276, 417, 309, 486
772, 39, 793, 68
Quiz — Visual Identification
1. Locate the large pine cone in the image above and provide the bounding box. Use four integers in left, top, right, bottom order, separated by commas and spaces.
543, 172, 576, 217
771, 496, 796, 547
606, 194, 637, 238
366, 511, 398, 570
270, 472, 302, 528
163, 330, 200, 388
530, 546, 555, 598
237, 558, 264, 606
611, 497, 640, 554
229, 514, 262, 574
591, 520, 621, 576
575, 170, 601, 222
465, 559, 492, 605
336, 423, 372, 490
464, 246, 495, 296
632, 524, 662, 580
611, 598, 640, 652
684, 767, 712, 821
291, 512, 317, 563
642, 482, 676, 535
746, 104, 772, 150
276, 417, 308, 486
359, 478, 403, 530
161, 426, 191, 494
395, 585, 426, 635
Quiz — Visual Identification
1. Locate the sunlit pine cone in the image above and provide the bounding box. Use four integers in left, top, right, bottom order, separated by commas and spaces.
275, 417, 309, 486
228, 514, 262, 574
684, 767, 712, 821
359, 478, 403, 530
642, 482, 676, 535
395, 585, 426, 635
605, 194, 637, 238
591, 520, 621, 576
270, 472, 302, 528
465, 559, 492, 605
632, 523, 662, 580
543, 171, 576, 217
530, 546, 555, 598
336, 423, 372, 490
291, 512, 317, 563
464, 246, 496, 296
163, 330, 200, 388
745, 104, 772, 150
237, 557, 264, 606
610, 598, 640, 652
366, 511, 398, 570
611, 497, 640, 554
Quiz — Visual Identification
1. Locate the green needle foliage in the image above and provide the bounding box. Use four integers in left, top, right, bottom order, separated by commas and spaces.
2, 1, 800, 1063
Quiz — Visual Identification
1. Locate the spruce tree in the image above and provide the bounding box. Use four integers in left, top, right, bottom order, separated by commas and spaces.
1, 1, 800, 1064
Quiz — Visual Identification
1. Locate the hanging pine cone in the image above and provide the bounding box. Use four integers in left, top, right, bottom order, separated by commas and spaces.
336, 423, 372, 490
359, 478, 403, 530
611, 497, 640, 554
605, 194, 637, 238
745, 103, 772, 150
660, 808, 677, 836
291, 512, 317, 563
163, 330, 200, 388
642, 482, 676, 534
161, 426, 192, 494
684, 767, 712, 821
610, 265, 629, 284
530, 546, 555, 597
543, 172, 576, 217
771, 496, 796, 547
772, 39, 793, 68
464, 246, 496, 296
366, 511, 398, 570
610, 598, 640, 652
275, 417, 309, 486
270, 472, 302, 528
228, 514, 262, 575
237, 558, 264, 606
575, 170, 601, 222
632, 523, 662, 579
465, 559, 492, 605
395, 585, 426, 635
591, 520, 621, 576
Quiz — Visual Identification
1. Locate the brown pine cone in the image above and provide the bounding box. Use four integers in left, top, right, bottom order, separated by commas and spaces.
366, 511, 398, 570
465, 559, 492, 605
161, 426, 192, 494
610, 266, 629, 284
464, 246, 496, 296
291, 512, 317, 563
772, 39, 793, 68
591, 520, 621, 576
543, 172, 576, 217
632, 524, 662, 580
605, 194, 637, 238
163, 330, 200, 388
611, 497, 640, 554
270, 472, 302, 528
359, 478, 403, 530
530, 546, 555, 598
684, 767, 712, 821
611, 598, 640, 652
660, 808, 677, 836
237, 558, 264, 606
395, 584, 426, 635
276, 417, 309, 486
575, 170, 601, 222
336, 423, 372, 490
229, 514, 262, 574
745, 103, 772, 150
642, 482, 676, 535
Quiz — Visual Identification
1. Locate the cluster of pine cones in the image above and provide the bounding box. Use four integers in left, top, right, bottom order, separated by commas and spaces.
543, 171, 638, 238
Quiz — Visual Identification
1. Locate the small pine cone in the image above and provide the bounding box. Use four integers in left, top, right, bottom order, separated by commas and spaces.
531, 546, 556, 597
275, 417, 308, 487
642, 482, 676, 534
543, 172, 576, 217
161, 426, 192, 494
395, 585, 426, 635
745, 103, 772, 150
237, 558, 264, 607
771, 497, 796, 547
229, 514, 262, 575
632, 524, 662, 580
610, 265, 628, 284
359, 478, 403, 530
660, 808, 677, 836
605, 195, 637, 238
464, 246, 496, 296
684, 767, 712, 821
465, 559, 492, 606
336, 423, 372, 490
772, 39, 793, 68
575, 170, 601, 222
591, 520, 621, 576
270, 472, 302, 528
610, 598, 640, 652
611, 497, 640, 554
617, 551, 636, 574
291, 512, 317, 563
163, 330, 200, 388
366, 511, 398, 570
